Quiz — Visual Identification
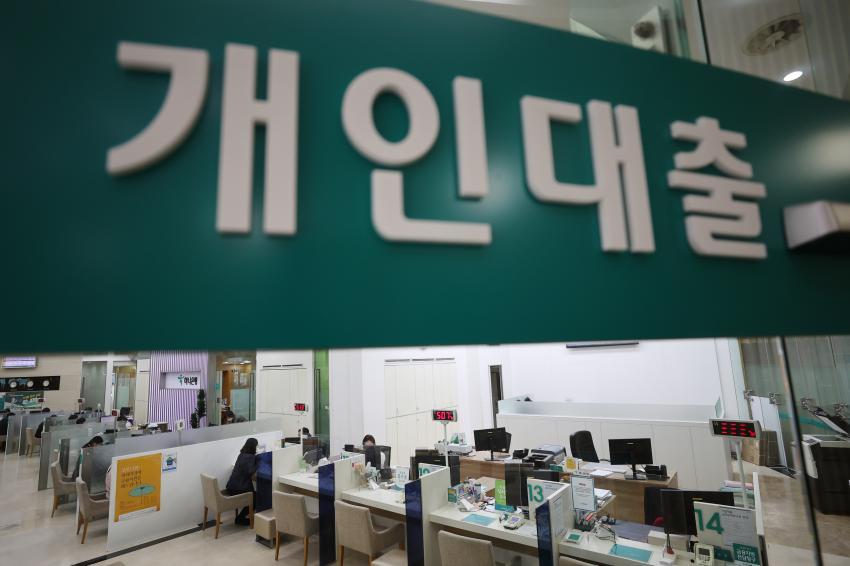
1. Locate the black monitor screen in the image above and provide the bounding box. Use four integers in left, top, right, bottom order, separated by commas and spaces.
505, 462, 535, 508
661, 490, 735, 535
473, 427, 511, 453
608, 438, 653, 466
365, 445, 381, 468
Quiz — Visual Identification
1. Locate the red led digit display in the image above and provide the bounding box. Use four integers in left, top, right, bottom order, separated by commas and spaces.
293, 403, 307, 412
710, 419, 758, 439
431, 409, 457, 422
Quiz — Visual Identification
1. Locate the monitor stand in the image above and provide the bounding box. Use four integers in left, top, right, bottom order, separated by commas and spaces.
624, 463, 646, 480
486, 450, 507, 462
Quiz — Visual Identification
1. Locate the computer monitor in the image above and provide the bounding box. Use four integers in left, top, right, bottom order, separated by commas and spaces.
410, 451, 460, 485
364, 445, 382, 469
505, 462, 535, 508
608, 438, 653, 480
473, 427, 512, 461
661, 490, 735, 536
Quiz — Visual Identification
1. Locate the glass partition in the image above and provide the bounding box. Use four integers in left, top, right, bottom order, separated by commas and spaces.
3, 414, 24, 455
37, 422, 108, 490
81, 360, 106, 411
785, 334, 850, 563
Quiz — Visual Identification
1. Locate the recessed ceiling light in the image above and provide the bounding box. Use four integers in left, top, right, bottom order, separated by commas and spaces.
783, 70, 803, 82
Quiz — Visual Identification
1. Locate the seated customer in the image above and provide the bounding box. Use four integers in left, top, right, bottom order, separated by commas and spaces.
226, 437, 259, 526
35, 408, 53, 439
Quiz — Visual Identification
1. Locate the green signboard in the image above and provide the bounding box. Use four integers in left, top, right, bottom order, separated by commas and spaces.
2, 0, 850, 351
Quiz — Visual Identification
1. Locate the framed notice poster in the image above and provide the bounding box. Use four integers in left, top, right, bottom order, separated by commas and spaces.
114, 453, 161, 522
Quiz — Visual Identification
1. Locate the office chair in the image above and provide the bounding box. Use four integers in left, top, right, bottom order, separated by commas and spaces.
377, 445, 391, 468
644, 486, 678, 527
569, 431, 599, 463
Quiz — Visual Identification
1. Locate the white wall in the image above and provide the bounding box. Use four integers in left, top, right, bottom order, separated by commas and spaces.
328, 346, 494, 455
134, 358, 150, 424
329, 349, 365, 454
327, 339, 742, 460
256, 350, 314, 438
493, 339, 727, 408
0, 354, 82, 412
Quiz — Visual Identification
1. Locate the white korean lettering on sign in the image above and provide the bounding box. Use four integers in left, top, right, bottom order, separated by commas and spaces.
163, 371, 202, 390
106, 42, 767, 260
668, 118, 767, 259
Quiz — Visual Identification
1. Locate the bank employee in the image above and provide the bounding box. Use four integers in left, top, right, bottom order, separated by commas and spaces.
226, 437, 259, 526
362, 435, 384, 468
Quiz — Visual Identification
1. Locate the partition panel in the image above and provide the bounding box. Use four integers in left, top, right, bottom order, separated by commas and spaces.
106, 429, 282, 552
318, 462, 336, 565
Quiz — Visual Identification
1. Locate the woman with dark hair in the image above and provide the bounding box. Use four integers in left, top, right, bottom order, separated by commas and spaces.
226, 437, 259, 526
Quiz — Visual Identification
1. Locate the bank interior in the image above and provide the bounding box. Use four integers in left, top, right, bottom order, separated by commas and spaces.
0, 337, 847, 566
4, 0, 850, 565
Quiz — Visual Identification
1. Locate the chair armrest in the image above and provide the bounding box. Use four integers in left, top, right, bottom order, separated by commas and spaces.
373, 522, 404, 551
91, 498, 110, 515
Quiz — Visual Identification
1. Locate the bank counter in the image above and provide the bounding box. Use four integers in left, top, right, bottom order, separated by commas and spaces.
459, 454, 678, 524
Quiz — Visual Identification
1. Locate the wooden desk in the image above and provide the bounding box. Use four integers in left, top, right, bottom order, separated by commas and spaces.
563, 470, 678, 524
459, 453, 511, 480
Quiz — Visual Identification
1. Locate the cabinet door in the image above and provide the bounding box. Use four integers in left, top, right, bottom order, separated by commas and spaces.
396, 365, 417, 416
384, 365, 398, 419
415, 363, 434, 412
385, 418, 399, 466
434, 362, 457, 408
397, 414, 417, 465
416, 412, 436, 450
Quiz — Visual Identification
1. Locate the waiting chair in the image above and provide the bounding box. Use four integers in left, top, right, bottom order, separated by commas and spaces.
569, 431, 599, 463
272, 491, 318, 564
335, 500, 405, 565
25, 427, 40, 457
76, 477, 108, 544
200, 473, 253, 539
50, 460, 77, 517
438, 530, 497, 566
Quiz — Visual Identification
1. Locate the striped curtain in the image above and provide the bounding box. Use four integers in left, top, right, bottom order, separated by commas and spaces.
148, 351, 209, 429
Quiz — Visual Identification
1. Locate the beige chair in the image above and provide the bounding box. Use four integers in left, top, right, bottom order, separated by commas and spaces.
438, 530, 497, 566
200, 473, 253, 539
50, 460, 77, 517
272, 491, 319, 564
335, 500, 405, 565
25, 427, 40, 457
559, 557, 594, 566
76, 477, 108, 544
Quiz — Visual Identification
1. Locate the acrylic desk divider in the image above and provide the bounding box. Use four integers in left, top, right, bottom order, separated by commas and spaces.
535, 483, 572, 566
407, 464, 450, 566
272, 444, 303, 487
4, 414, 24, 456
105, 427, 283, 553
318, 454, 365, 565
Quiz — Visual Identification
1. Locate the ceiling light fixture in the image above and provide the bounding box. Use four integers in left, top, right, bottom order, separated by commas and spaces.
783, 70, 803, 82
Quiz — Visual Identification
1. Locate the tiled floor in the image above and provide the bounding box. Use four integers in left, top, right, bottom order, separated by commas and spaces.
1, 452, 847, 565
0, 452, 107, 566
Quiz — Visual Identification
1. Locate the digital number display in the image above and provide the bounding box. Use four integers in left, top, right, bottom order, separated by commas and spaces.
431, 409, 457, 422
293, 402, 307, 412
710, 419, 759, 439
